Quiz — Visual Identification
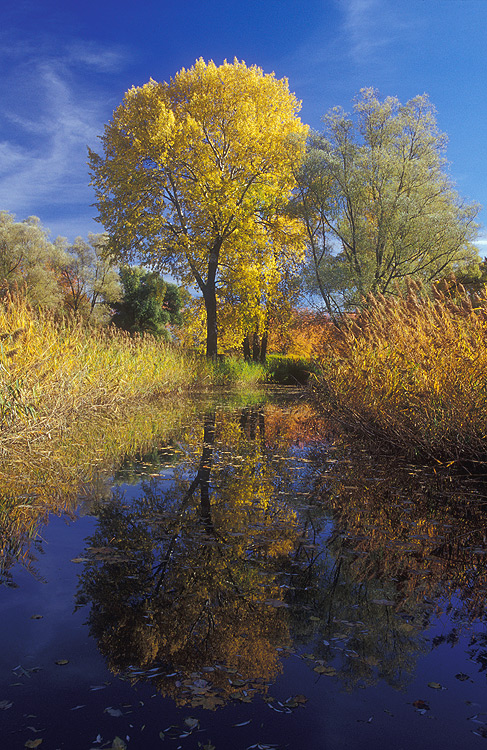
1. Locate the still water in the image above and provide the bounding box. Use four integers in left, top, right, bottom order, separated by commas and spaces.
1, 390, 487, 749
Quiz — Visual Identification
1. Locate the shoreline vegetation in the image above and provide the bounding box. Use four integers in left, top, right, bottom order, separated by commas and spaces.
4, 270, 487, 544
314, 277, 487, 467
0, 293, 265, 460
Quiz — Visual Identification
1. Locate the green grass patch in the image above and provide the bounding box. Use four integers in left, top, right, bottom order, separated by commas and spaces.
211, 356, 265, 388
265, 354, 320, 385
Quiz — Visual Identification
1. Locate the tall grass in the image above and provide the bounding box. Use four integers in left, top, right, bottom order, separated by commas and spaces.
315, 277, 487, 464
0, 294, 208, 458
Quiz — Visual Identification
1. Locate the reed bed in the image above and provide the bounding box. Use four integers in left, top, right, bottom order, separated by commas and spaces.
0, 294, 209, 460
315, 277, 487, 464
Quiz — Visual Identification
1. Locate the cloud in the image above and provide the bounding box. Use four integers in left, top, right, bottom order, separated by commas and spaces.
0, 39, 125, 235
66, 40, 127, 73
339, 0, 414, 64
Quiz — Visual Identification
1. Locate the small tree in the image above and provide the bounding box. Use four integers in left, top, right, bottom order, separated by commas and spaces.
295, 88, 481, 313
58, 233, 121, 321
0, 211, 66, 307
111, 267, 182, 338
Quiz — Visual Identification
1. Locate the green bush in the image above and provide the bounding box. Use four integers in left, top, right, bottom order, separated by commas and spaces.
211, 356, 265, 387
265, 354, 320, 385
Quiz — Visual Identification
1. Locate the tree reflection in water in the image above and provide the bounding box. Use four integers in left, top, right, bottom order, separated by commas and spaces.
75, 401, 487, 708
77, 405, 310, 708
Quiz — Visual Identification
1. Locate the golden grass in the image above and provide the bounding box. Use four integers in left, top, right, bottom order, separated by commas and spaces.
315, 277, 487, 464
0, 294, 209, 461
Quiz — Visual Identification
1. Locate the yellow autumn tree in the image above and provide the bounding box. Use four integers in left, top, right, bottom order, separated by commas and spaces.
89, 58, 308, 357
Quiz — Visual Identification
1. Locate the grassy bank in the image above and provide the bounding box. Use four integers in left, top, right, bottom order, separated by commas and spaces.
0, 295, 208, 457
0, 296, 268, 462
315, 278, 487, 465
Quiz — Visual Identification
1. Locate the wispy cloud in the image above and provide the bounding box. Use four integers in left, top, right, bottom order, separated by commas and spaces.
0, 38, 126, 237
339, 0, 419, 65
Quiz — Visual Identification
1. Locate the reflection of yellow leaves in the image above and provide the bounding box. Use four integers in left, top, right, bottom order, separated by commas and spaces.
314, 665, 337, 676
190, 695, 224, 710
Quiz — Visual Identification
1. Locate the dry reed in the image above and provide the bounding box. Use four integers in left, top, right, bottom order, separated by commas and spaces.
316, 277, 487, 464
0, 293, 208, 463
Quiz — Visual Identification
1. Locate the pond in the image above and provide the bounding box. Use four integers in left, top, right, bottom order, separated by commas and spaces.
2, 389, 487, 749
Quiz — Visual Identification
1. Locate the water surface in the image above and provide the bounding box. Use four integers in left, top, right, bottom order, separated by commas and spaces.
2, 390, 487, 749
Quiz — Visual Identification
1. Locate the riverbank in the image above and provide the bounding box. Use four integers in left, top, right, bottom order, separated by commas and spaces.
0, 296, 265, 464
313, 278, 487, 466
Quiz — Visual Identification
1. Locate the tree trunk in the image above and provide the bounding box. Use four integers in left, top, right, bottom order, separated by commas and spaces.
243, 335, 251, 361
260, 329, 268, 363
252, 331, 260, 362
204, 286, 218, 358
203, 238, 222, 359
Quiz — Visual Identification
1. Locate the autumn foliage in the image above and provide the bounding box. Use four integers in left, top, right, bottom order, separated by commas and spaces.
315, 277, 487, 463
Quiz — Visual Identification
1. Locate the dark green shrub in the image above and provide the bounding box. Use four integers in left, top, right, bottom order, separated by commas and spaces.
265, 354, 320, 385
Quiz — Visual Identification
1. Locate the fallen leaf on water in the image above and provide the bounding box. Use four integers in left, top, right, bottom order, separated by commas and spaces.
314, 665, 337, 676
111, 738, 127, 750
428, 682, 444, 690
456, 673, 470, 681
55, 660, 69, 666
105, 707, 123, 717
30, 615, 43, 620
294, 694, 308, 704
412, 699, 430, 712
183, 717, 199, 729
24, 741, 43, 749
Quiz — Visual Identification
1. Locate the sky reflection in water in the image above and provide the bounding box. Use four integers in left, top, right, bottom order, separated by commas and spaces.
1, 393, 487, 749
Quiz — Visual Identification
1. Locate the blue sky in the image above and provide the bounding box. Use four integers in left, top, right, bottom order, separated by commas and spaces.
1, 0, 487, 249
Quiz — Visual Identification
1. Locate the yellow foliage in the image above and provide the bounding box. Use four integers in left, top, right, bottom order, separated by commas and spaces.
89, 58, 308, 355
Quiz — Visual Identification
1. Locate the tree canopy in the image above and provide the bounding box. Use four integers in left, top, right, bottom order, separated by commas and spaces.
294, 88, 481, 314
0, 211, 65, 308
58, 233, 121, 321
89, 58, 308, 356
111, 266, 183, 338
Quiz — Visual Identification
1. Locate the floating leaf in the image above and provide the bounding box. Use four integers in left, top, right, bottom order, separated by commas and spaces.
183, 717, 199, 729
105, 707, 123, 717
456, 673, 470, 681
55, 659, 69, 666
412, 699, 430, 712
30, 615, 43, 620
428, 682, 444, 690
314, 665, 337, 675
25, 741, 43, 749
